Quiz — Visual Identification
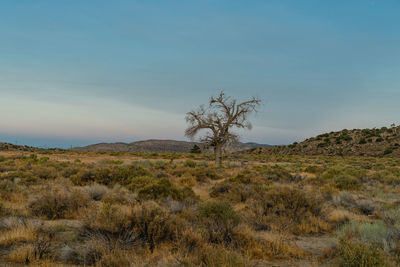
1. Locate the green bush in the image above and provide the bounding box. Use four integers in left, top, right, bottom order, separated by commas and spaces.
137, 178, 196, 201
199, 201, 239, 225
190, 145, 202, 154
112, 165, 152, 185
199, 201, 240, 244
337, 221, 394, 252
128, 176, 156, 191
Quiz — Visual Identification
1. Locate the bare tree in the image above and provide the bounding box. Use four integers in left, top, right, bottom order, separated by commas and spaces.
185, 91, 261, 165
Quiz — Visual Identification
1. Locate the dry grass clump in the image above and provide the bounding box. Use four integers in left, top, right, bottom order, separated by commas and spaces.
0, 225, 37, 247
29, 186, 90, 219
327, 209, 351, 225
337, 239, 386, 267
83, 183, 109, 201
0, 220, 55, 264
101, 184, 136, 205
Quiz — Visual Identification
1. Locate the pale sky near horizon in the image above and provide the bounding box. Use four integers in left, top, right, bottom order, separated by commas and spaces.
1, 0, 400, 148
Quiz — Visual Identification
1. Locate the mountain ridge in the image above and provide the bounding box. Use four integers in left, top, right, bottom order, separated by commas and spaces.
71, 139, 272, 153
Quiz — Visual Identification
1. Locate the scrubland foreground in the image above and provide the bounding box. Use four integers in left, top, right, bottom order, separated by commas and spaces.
1, 150, 400, 266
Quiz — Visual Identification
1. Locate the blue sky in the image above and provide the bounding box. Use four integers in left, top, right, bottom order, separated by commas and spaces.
1, 0, 399, 148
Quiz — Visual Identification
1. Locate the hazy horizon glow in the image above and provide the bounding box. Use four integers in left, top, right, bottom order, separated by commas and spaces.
1, 1, 400, 148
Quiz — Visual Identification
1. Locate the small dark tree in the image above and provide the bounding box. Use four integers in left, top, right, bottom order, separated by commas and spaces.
185, 91, 261, 165
190, 144, 202, 154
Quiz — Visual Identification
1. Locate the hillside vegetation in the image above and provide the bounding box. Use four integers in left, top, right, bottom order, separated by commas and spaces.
1, 150, 400, 266
252, 126, 400, 157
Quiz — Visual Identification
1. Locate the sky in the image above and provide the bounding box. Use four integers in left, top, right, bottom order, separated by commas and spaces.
1, 0, 400, 148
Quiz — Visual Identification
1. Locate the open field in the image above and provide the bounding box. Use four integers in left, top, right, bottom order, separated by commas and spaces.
1, 150, 400, 266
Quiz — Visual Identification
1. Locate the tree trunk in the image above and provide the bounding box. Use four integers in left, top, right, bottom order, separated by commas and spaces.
214, 144, 222, 165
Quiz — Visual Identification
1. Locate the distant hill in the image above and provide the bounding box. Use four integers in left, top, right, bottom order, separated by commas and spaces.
248, 126, 400, 157
0, 142, 39, 152
72, 139, 271, 153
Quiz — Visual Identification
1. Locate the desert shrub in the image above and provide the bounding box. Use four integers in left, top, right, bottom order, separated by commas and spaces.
31, 165, 58, 179
255, 165, 293, 181
210, 175, 268, 203
98, 159, 124, 165
194, 245, 249, 267
198, 201, 240, 244
184, 160, 197, 168
91, 168, 113, 184
62, 166, 82, 178
178, 174, 197, 187
334, 175, 362, 190
29, 187, 89, 219
383, 209, 400, 231
0, 201, 4, 216
376, 137, 384, 142
129, 201, 176, 252
359, 138, 367, 144
70, 168, 111, 185
2, 171, 38, 185
337, 221, 395, 252
332, 191, 356, 208
84, 183, 109, 201
356, 200, 376, 215
358, 222, 393, 250
199, 201, 239, 225
137, 178, 196, 201
71, 164, 154, 186
246, 186, 326, 233
112, 165, 152, 185
231, 169, 255, 184
210, 183, 248, 202
305, 165, 325, 174
82, 203, 131, 234
0, 179, 16, 194
338, 239, 385, 267
127, 176, 156, 191
97, 250, 130, 267
189, 166, 222, 182
327, 209, 351, 226
384, 148, 393, 155
101, 184, 135, 205
78, 204, 140, 265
